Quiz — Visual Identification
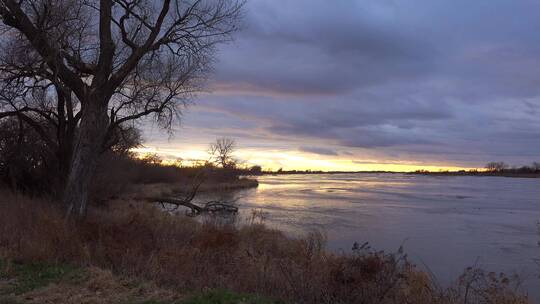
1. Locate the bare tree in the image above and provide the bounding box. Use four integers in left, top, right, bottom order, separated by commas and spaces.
485, 161, 509, 172
0, 0, 244, 218
209, 137, 236, 168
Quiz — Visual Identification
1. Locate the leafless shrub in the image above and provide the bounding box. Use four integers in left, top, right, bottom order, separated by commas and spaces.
442, 267, 527, 304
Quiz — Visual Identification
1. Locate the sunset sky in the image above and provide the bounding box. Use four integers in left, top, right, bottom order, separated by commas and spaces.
139, 0, 540, 171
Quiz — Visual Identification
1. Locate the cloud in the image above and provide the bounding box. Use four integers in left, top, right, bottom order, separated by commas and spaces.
144, 0, 540, 168
298, 146, 338, 156
213, 0, 438, 96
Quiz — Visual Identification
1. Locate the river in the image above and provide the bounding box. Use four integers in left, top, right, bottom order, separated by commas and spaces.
193, 173, 540, 300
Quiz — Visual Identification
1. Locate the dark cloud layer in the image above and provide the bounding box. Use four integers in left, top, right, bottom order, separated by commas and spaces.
157, 0, 540, 167
298, 146, 339, 156
214, 1, 440, 95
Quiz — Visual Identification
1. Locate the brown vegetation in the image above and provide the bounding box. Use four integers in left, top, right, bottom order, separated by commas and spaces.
91, 153, 258, 203
1, 266, 181, 304
0, 129, 257, 206
0, 190, 529, 304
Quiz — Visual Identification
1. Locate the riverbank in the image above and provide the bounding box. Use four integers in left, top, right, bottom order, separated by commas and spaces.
262, 171, 540, 178
0, 189, 530, 304
409, 171, 540, 178
0, 262, 277, 304
128, 177, 259, 200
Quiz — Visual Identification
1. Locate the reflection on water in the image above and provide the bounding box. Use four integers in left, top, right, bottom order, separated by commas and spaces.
193, 173, 540, 299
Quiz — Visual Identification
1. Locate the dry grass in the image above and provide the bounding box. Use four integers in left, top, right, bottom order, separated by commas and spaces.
0, 190, 530, 304
128, 178, 258, 200
1, 266, 181, 304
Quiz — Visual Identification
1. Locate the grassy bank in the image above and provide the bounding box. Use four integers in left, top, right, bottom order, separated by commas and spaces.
0, 190, 529, 304
0, 262, 278, 304
133, 178, 259, 200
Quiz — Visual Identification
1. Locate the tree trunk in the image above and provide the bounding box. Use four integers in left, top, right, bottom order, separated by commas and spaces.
56, 87, 75, 186
57, 142, 74, 185
63, 98, 109, 219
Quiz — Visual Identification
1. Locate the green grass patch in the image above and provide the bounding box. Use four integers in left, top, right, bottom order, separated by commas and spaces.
0, 260, 85, 295
127, 289, 281, 304
0, 297, 23, 304
181, 290, 282, 304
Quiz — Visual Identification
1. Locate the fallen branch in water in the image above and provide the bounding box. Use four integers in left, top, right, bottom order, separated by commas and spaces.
146, 197, 238, 216
144, 173, 238, 216
147, 197, 203, 214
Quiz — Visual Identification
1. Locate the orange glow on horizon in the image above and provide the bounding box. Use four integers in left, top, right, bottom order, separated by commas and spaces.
131, 147, 481, 173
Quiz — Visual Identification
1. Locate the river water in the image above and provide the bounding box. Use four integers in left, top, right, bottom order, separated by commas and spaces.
194, 173, 540, 299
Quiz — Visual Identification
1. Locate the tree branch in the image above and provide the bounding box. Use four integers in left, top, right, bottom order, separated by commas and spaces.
0, 0, 88, 100
93, 0, 115, 91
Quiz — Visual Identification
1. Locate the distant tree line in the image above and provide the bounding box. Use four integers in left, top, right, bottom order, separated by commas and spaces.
484, 161, 540, 173
414, 161, 540, 177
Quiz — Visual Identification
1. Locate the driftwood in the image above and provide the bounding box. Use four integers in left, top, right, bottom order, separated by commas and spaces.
144, 174, 238, 216
147, 197, 239, 216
